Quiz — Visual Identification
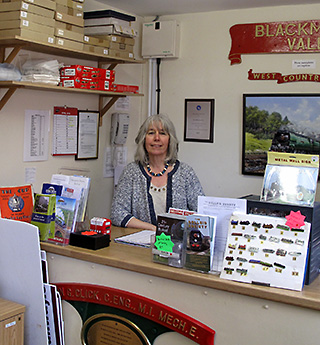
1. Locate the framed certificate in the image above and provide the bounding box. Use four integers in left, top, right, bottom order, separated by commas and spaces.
76, 110, 99, 160
184, 99, 214, 142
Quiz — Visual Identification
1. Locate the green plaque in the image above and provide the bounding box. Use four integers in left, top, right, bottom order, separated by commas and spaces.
82, 314, 151, 345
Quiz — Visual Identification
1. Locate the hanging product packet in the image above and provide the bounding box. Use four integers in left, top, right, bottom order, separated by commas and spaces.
261, 152, 319, 207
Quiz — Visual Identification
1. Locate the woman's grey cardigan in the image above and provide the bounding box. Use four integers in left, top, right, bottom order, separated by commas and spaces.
111, 160, 205, 227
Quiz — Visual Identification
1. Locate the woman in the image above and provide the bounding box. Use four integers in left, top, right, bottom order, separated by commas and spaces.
111, 114, 205, 231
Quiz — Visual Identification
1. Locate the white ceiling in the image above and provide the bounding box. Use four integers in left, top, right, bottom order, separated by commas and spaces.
96, 0, 320, 17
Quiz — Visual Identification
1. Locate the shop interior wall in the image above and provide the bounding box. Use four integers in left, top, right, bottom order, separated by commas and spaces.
1, 2, 320, 224
0, 1, 145, 220
143, 3, 320, 202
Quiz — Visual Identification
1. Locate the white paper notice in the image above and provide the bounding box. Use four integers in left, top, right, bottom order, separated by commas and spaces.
198, 196, 247, 273
24, 109, 50, 161
52, 112, 77, 155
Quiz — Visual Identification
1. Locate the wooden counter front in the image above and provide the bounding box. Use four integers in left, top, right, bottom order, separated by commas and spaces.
40, 226, 320, 312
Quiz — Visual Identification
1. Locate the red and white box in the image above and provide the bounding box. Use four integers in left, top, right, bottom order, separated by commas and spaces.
90, 217, 111, 235
60, 76, 91, 89
113, 83, 139, 93
60, 65, 115, 80
60, 77, 114, 91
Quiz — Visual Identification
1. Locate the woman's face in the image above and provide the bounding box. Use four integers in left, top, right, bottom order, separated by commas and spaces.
145, 122, 170, 159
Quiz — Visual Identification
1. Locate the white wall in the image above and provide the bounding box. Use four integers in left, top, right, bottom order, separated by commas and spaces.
144, 4, 320, 201
1, 2, 320, 223
0, 0, 145, 220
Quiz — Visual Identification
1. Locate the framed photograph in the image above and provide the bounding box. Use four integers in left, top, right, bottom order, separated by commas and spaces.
242, 93, 320, 175
76, 110, 99, 160
184, 99, 214, 142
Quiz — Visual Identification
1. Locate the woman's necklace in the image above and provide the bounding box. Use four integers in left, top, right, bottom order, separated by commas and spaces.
146, 162, 169, 177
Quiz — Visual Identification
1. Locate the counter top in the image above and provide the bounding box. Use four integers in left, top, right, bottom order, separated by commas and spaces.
40, 226, 320, 311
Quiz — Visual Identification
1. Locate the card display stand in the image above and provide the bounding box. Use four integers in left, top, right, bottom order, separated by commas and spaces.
243, 195, 320, 285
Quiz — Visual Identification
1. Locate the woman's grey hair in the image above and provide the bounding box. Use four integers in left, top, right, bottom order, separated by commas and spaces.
134, 114, 179, 165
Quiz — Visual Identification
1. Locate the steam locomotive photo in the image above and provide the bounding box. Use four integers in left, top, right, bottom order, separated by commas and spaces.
270, 129, 320, 155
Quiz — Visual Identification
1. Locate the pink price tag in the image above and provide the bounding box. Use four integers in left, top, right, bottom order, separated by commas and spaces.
285, 210, 306, 229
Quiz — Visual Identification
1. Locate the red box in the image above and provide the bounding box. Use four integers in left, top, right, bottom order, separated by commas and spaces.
87, 79, 114, 91
60, 65, 115, 80
60, 77, 91, 89
60, 77, 114, 91
113, 84, 139, 93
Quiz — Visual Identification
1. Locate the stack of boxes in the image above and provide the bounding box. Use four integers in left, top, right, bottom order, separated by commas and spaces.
0, 0, 56, 45
83, 9, 136, 60
0, 0, 85, 47
54, 0, 84, 51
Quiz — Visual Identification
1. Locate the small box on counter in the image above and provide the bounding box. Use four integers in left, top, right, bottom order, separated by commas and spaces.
90, 217, 111, 235
69, 230, 110, 250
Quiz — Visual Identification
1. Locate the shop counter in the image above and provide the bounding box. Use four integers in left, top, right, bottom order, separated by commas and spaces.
41, 226, 320, 345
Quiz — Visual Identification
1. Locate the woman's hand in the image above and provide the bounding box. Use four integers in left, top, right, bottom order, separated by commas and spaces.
127, 217, 157, 231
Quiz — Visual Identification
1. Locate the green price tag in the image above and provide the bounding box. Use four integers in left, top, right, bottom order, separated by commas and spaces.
154, 232, 174, 252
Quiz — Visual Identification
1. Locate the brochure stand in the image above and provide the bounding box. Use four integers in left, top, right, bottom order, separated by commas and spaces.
0, 218, 48, 345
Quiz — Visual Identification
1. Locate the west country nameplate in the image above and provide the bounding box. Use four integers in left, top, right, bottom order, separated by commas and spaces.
82, 314, 150, 345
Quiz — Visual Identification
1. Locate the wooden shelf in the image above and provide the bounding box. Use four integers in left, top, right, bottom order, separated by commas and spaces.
0, 36, 144, 66
0, 36, 144, 119
0, 81, 143, 117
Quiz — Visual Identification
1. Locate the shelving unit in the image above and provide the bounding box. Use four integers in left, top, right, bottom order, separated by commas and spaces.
0, 36, 144, 120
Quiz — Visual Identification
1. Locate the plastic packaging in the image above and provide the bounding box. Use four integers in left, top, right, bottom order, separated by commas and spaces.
20, 59, 62, 85
0, 63, 21, 81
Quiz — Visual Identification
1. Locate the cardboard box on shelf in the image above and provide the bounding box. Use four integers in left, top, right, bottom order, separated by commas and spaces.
108, 48, 134, 60
0, 0, 56, 11
0, 10, 56, 27
113, 83, 139, 93
83, 9, 135, 22
84, 17, 132, 27
56, 0, 84, 11
84, 24, 137, 37
55, 20, 84, 34
93, 34, 135, 46
56, 37, 84, 50
0, 19, 55, 35
54, 27, 84, 43
83, 44, 109, 56
55, 11, 84, 27
83, 35, 110, 48
0, 1, 54, 18
109, 41, 133, 53
0, 27, 55, 45
109, 34, 135, 46
56, 3, 83, 18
